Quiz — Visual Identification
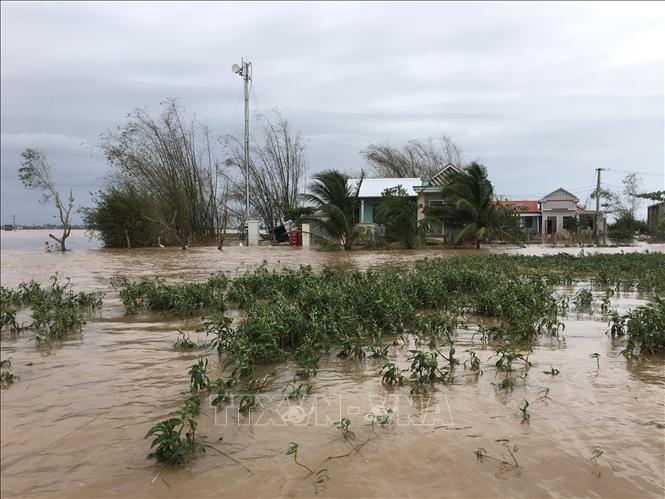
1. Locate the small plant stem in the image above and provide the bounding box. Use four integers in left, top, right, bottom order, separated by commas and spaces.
202, 443, 252, 473
306, 438, 374, 477
504, 445, 519, 467
294, 456, 313, 473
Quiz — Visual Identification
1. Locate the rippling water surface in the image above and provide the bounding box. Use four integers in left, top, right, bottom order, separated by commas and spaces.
1, 230, 663, 498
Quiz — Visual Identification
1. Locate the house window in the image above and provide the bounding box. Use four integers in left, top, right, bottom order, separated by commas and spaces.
524, 217, 533, 229
428, 200, 444, 207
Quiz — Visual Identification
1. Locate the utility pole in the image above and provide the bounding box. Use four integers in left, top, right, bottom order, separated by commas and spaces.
232, 59, 252, 243
12, 214, 16, 230
593, 168, 605, 244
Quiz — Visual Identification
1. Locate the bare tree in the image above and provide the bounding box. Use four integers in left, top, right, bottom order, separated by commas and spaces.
18, 148, 73, 251
100, 99, 224, 248
224, 109, 307, 238
596, 173, 643, 221
362, 135, 464, 178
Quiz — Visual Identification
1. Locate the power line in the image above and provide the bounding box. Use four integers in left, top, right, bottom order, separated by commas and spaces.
499, 185, 597, 198
606, 168, 664, 177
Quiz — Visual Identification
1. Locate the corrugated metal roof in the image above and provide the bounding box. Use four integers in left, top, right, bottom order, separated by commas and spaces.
348, 178, 422, 198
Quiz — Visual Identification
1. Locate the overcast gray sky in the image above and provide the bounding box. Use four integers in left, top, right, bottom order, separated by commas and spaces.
1, 1, 663, 225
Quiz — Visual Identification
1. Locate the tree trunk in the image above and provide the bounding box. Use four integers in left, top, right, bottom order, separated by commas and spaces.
48, 233, 67, 251
476, 239, 481, 249
124, 228, 131, 249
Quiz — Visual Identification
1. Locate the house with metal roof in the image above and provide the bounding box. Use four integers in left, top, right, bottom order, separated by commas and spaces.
348, 177, 422, 225
349, 164, 462, 237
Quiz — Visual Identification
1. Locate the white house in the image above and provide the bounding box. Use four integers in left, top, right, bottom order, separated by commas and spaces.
539, 188, 580, 235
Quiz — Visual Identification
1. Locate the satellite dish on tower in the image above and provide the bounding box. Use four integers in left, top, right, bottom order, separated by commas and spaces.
231, 63, 241, 74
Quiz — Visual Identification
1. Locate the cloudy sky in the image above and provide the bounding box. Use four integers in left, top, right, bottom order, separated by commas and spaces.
1, 1, 663, 224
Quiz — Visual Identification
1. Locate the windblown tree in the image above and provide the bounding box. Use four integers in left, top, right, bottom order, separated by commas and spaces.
100, 99, 229, 248
362, 135, 464, 178
224, 110, 306, 238
375, 186, 426, 249
18, 148, 74, 251
594, 173, 644, 241
303, 170, 363, 250
82, 182, 162, 248
428, 162, 520, 249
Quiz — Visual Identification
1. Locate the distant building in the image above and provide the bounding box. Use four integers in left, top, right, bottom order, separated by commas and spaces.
348, 173, 607, 242
349, 177, 422, 225
496, 200, 541, 234
647, 201, 665, 230
538, 188, 605, 236
413, 164, 462, 237
349, 164, 462, 238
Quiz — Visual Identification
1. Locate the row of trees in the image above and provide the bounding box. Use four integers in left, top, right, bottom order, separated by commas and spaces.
306, 162, 522, 250
18, 97, 659, 250
19, 97, 471, 250
20, 101, 309, 250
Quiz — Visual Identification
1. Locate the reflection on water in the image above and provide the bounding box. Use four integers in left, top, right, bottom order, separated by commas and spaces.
1, 232, 664, 498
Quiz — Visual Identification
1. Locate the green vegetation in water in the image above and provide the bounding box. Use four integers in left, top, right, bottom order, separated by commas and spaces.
0, 358, 16, 386
573, 288, 594, 313
117, 273, 227, 315
519, 400, 531, 424
146, 358, 209, 465
173, 330, 198, 350
0, 275, 102, 345
615, 297, 665, 358
331, 418, 356, 441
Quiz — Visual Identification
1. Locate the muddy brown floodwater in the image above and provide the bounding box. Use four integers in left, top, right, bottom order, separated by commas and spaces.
1, 231, 664, 498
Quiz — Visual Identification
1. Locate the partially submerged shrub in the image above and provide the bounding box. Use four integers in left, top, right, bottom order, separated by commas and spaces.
1, 276, 102, 345
118, 273, 227, 315
621, 297, 665, 357
0, 358, 16, 386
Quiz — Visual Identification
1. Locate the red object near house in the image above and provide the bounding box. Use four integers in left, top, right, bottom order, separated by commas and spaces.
288, 225, 303, 246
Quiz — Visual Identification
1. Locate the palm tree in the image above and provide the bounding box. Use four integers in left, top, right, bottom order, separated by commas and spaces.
428, 162, 520, 249
303, 170, 364, 250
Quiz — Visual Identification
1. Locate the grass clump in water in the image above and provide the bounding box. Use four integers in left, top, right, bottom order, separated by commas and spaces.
118, 273, 227, 315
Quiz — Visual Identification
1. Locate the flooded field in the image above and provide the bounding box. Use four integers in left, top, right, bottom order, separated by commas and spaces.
1, 230, 664, 498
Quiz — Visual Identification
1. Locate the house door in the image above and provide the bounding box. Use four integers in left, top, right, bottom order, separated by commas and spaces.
546, 217, 557, 235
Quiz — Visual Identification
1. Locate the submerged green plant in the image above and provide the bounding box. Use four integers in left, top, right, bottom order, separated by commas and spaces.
380, 362, 406, 385
368, 341, 389, 359
464, 350, 482, 374
589, 445, 604, 477
295, 353, 320, 380
286, 442, 313, 473
519, 400, 530, 423
331, 418, 355, 441
0, 358, 15, 386
118, 273, 226, 315
367, 408, 393, 427
283, 381, 312, 400
589, 353, 600, 370
25, 276, 102, 346
407, 349, 442, 384
621, 297, 665, 357
210, 377, 231, 406
173, 330, 197, 350
188, 358, 210, 392
145, 394, 202, 465
573, 288, 594, 313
